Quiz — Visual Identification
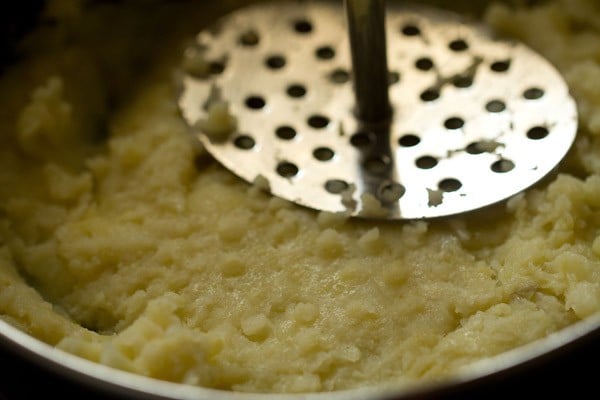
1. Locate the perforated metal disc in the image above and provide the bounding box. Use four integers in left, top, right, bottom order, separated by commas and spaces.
178, 0, 578, 219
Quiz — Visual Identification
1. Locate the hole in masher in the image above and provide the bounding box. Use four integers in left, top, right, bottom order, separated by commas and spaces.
294, 19, 313, 33
308, 115, 330, 129
234, 135, 255, 150
379, 182, 405, 202
415, 57, 434, 71
313, 147, 335, 161
453, 75, 473, 88
239, 30, 260, 46
486, 100, 506, 113
416, 156, 438, 169
276, 126, 296, 140
439, 178, 462, 192
449, 39, 468, 52
277, 161, 299, 178
287, 84, 307, 98
325, 179, 349, 194
491, 60, 511, 72
491, 159, 515, 173
266, 54, 286, 69
401, 24, 420, 36
524, 87, 545, 100
209, 61, 225, 75
466, 140, 502, 154
330, 68, 350, 84
466, 142, 484, 154
316, 46, 335, 60
364, 156, 391, 175
245, 96, 266, 109
421, 89, 440, 102
444, 117, 464, 130
399, 134, 420, 147
350, 131, 374, 148
527, 126, 549, 140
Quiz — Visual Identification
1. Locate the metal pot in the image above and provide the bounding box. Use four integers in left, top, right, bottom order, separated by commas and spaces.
1, 315, 599, 398
0, 1, 598, 399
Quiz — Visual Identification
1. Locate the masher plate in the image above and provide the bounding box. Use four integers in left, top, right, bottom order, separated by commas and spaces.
178, 0, 578, 220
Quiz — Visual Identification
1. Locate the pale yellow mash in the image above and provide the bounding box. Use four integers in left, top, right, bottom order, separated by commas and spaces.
0, 0, 599, 394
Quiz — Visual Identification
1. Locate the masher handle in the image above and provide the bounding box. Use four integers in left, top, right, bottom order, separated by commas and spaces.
345, 0, 392, 123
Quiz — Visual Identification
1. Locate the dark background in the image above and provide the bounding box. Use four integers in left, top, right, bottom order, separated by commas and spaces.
0, 1, 597, 399
0, 331, 598, 399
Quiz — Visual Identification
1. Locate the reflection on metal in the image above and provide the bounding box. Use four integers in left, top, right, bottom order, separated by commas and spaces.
345, 0, 391, 123
178, 1, 578, 220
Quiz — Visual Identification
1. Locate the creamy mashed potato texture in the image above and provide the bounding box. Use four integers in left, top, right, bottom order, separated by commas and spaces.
0, 0, 599, 394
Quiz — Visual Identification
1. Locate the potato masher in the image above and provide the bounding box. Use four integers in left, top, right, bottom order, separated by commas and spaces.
178, 0, 578, 220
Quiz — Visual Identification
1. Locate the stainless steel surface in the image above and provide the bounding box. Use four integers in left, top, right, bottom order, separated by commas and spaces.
345, 0, 391, 123
1, 314, 599, 399
179, 0, 578, 220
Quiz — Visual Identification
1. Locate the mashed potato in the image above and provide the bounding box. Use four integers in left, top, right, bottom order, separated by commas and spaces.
0, 0, 599, 394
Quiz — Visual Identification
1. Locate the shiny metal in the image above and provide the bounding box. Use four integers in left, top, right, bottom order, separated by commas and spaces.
345, 0, 391, 122
1, 311, 599, 399
178, 0, 578, 220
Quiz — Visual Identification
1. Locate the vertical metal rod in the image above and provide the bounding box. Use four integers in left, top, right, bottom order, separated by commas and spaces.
345, 0, 392, 123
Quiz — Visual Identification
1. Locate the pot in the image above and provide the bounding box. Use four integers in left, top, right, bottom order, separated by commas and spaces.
0, 1, 599, 399
0, 312, 599, 399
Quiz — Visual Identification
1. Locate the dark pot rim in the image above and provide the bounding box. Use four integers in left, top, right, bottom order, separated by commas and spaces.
0, 313, 598, 399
